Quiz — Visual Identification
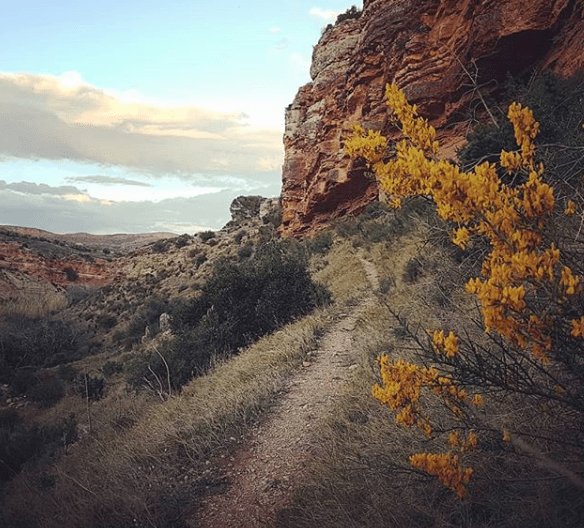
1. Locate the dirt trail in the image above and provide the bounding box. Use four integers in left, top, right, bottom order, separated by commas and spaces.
197, 257, 379, 528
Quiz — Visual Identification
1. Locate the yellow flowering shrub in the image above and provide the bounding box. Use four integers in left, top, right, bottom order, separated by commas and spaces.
348, 83, 584, 497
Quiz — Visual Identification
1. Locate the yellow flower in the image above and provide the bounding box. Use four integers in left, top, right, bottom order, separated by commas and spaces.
570, 316, 584, 338
565, 200, 577, 215
452, 227, 470, 249
472, 394, 484, 406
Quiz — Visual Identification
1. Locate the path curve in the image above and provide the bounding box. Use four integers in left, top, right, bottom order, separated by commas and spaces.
197, 256, 378, 528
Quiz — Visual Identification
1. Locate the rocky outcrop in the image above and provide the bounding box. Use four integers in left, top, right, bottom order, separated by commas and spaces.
0, 241, 119, 289
280, 0, 584, 237
226, 196, 281, 228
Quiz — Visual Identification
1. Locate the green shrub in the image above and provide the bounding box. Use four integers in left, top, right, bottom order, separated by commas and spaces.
174, 234, 190, 248
121, 296, 170, 342
95, 313, 117, 330
336, 5, 361, 23
63, 267, 78, 282
102, 360, 123, 378
198, 230, 216, 242
57, 364, 78, 383
306, 230, 333, 255
0, 317, 84, 382
127, 240, 330, 392
72, 373, 105, 401
193, 254, 208, 268
403, 258, 423, 284
458, 71, 584, 186
237, 243, 253, 260
150, 239, 170, 253
27, 379, 65, 408
9, 369, 38, 396
0, 412, 77, 484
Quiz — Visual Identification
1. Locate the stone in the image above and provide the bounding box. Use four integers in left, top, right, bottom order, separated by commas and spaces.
280, 0, 584, 237
159, 312, 171, 332
229, 196, 265, 222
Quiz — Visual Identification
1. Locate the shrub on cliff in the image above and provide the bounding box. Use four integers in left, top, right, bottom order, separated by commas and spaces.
459, 71, 584, 186
336, 5, 361, 23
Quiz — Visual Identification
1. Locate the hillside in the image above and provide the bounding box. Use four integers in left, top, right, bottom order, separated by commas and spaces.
0, 226, 177, 252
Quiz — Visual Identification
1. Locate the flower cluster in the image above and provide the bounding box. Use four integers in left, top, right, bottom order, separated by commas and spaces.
433, 330, 459, 357
372, 356, 481, 433
409, 452, 473, 497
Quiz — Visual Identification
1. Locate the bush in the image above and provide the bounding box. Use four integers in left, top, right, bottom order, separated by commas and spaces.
346, 81, 584, 507
336, 5, 361, 23
306, 230, 333, 255
127, 240, 330, 392
102, 360, 123, 378
174, 234, 190, 248
28, 379, 65, 408
198, 230, 216, 242
120, 296, 170, 343
9, 369, 38, 396
458, 71, 584, 186
237, 243, 253, 260
95, 313, 117, 330
150, 239, 170, 253
0, 411, 77, 484
72, 373, 105, 401
0, 317, 85, 385
63, 267, 78, 282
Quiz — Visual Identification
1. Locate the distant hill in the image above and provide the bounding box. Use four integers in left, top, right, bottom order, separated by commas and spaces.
0, 225, 177, 252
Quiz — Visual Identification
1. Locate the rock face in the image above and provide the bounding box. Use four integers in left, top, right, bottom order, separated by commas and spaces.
280, 0, 584, 237
0, 239, 119, 301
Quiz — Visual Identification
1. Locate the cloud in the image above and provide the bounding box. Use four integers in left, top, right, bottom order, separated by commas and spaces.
0, 179, 82, 196
0, 71, 283, 180
309, 7, 340, 21
0, 182, 281, 234
273, 37, 290, 51
269, 26, 282, 34
66, 175, 153, 187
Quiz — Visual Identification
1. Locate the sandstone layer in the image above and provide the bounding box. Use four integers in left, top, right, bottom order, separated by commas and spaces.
280, 0, 584, 237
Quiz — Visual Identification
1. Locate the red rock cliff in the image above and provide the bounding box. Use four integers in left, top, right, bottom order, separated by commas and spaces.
280, 0, 584, 237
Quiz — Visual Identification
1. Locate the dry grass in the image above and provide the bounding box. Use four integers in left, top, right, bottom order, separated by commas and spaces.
1, 224, 375, 528
2, 306, 339, 528
312, 239, 371, 305
0, 290, 68, 319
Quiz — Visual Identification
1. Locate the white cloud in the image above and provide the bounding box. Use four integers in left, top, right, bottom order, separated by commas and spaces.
309, 7, 340, 21
0, 71, 283, 179
269, 26, 281, 34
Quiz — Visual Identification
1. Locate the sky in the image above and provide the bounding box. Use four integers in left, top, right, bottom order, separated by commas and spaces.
0, 1, 360, 234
